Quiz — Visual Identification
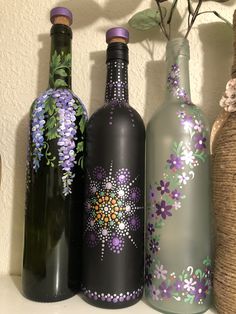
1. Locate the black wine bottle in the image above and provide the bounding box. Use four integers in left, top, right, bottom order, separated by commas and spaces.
82, 27, 145, 309
22, 7, 87, 302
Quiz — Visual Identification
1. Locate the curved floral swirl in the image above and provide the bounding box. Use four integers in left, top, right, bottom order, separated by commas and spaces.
145, 101, 212, 305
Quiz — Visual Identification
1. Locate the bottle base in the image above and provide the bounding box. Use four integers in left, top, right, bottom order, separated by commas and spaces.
22, 289, 77, 303
82, 294, 142, 309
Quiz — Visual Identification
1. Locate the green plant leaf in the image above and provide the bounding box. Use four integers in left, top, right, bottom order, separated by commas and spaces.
54, 79, 68, 88
55, 68, 67, 77
45, 96, 56, 116
128, 8, 167, 31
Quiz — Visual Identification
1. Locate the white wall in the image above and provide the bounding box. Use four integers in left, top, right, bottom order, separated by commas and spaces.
0, 0, 234, 275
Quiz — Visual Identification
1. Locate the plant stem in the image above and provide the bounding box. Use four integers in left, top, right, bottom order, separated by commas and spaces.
155, 0, 169, 40
196, 10, 233, 27
185, 0, 203, 39
167, 0, 178, 38
187, 0, 194, 28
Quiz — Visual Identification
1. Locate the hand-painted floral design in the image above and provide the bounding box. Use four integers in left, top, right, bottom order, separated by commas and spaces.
30, 88, 87, 196
84, 163, 143, 260
145, 95, 212, 305
167, 64, 191, 105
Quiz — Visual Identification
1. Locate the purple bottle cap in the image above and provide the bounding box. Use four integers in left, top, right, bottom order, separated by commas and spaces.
106, 27, 129, 44
50, 7, 73, 25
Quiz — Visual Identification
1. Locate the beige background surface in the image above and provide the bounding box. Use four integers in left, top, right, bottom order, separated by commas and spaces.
0, 0, 234, 275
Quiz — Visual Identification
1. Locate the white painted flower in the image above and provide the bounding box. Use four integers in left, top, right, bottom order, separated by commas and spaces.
173, 201, 181, 210
194, 120, 203, 132
178, 172, 190, 185
181, 149, 195, 165
154, 264, 168, 280
184, 278, 197, 292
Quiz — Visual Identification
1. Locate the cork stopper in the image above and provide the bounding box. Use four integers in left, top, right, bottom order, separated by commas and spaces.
231, 10, 236, 78
50, 7, 73, 26
106, 27, 129, 44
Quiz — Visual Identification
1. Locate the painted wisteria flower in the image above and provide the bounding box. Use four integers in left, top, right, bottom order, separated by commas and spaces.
181, 149, 195, 166
184, 278, 197, 292
171, 189, 181, 200
154, 264, 168, 280
147, 223, 155, 236
193, 134, 206, 151
31, 90, 51, 170
159, 282, 172, 299
178, 172, 190, 185
56, 90, 78, 195
151, 285, 160, 301
191, 279, 208, 303
167, 154, 183, 171
149, 238, 159, 254
156, 200, 172, 219
157, 180, 170, 195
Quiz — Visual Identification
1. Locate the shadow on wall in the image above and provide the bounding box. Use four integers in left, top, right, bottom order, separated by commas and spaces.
37, 34, 51, 96
199, 22, 233, 125
10, 114, 29, 276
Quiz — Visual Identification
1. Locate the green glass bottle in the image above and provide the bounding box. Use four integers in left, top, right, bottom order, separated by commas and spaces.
145, 38, 212, 313
22, 7, 87, 302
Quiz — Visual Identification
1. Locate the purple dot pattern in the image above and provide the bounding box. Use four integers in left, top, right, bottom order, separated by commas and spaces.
82, 286, 143, 303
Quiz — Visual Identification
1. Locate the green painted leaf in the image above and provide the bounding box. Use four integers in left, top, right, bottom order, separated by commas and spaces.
45, 96, 56, 116
76, 105, 84, 117
203, 256, 211, 267
46, 116, 57, 129
46, 127, 59, 140
51, 51, 61, 69
54, 79, 68, 88
79, 117, 86, 134
128, 8, 167, 31
55, 68, 67, 77
79, 156, 84, 169
76, 141, 84, 153
64, 53, 72, 67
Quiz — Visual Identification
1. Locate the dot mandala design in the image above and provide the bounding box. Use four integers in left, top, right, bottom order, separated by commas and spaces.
85, 162, 142, 260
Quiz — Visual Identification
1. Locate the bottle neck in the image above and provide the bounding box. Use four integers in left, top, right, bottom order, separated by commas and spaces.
49, 24, 72, 90
165, 38, 191, 105
105, 42, 129, 104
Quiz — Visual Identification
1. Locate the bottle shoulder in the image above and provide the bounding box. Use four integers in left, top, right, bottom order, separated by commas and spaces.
88, 104, 145, 132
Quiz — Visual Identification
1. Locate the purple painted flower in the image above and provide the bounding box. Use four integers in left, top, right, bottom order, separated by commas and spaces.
191, 279, 208, 302
129, 187, 141, 202
194, 133, 207, 150
145, 254, 152, 267
145, 269, 153, 287
116, 168, 131, 185
93, 166, 106, 181
167, 154, 183, 171
149, 186, 157, 201
181, 115, 194, 131
156, 200, 172, 220
159, 282, 172, 299
150, 285, 160, 301
147, 223, 155, 236
154, 264, 168, 280
149, 238, 159, 254
108, 234, 125, 254
171, 189, 181, 200
174, 279, 184, 292
157, 180, 170, 195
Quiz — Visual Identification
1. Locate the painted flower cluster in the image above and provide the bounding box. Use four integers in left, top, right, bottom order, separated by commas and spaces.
84, 163, 143, 260
145, 257, 212, 304
167, 64, 191, 105
31, 88, 87, 196
145, 101, 212, 304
